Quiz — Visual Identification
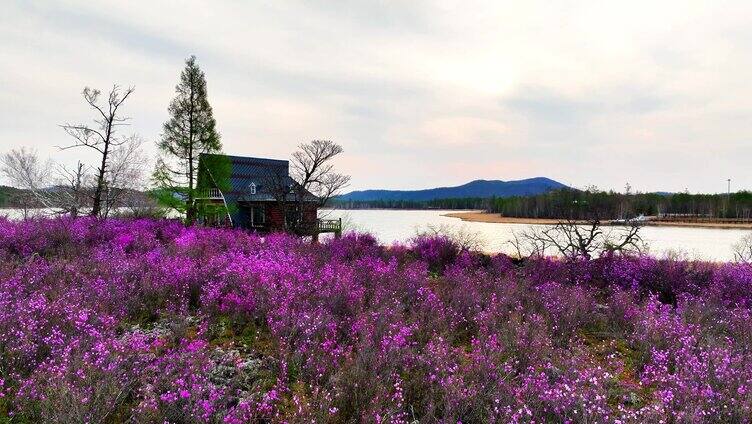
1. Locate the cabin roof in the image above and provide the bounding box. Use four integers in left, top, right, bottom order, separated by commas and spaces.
199, 153, 317, 202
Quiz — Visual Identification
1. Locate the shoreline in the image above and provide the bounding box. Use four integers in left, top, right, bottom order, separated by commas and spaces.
443, 211, 752, 230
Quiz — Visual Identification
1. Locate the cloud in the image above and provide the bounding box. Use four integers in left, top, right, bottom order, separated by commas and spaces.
1, 0, 751, 193
503, 86, 668, 124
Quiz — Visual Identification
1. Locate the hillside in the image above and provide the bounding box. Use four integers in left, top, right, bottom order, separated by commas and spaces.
0, 185, 25, 207
339, 177, 567, 202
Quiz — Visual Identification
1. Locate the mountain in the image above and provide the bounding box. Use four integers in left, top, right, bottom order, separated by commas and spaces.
339, 177, 568, 202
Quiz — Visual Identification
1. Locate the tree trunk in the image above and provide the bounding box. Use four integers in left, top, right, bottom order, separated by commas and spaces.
90, 119, 113, 217
187, 142, 194, 223
90, 152, 108, 216
185, 80, 196, 224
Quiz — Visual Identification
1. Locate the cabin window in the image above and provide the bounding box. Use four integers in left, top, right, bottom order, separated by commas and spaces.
251, 206, 265, 227
249, 183, 257, 195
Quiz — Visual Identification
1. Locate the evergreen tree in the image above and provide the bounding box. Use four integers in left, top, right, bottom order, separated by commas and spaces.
153, 55, 221, 222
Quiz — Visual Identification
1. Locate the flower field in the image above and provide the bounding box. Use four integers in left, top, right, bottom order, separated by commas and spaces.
1, 217, 752, 422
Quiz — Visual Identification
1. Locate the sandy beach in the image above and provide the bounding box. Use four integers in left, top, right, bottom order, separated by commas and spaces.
443, 211, 752, 230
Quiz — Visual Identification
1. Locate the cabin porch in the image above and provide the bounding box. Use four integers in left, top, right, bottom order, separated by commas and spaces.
195, 191, 341, 237
235, 202, 342, 237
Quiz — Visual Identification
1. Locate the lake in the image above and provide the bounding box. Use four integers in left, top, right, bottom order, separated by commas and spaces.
321, 209, 752, 262
2, 208, 748, 262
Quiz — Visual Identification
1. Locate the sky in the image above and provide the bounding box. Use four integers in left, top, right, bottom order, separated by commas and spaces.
1, 1, 751, 193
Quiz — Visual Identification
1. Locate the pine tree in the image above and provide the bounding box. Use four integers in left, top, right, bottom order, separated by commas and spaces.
153, 55, 221, 223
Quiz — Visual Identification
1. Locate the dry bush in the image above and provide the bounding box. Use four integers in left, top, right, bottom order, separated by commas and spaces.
415, 223, 485, 251
733, 233, 752, 264
507, 219, 645, 259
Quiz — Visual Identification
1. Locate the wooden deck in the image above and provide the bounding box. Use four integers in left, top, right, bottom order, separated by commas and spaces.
318, 218, 342, 235
313, 218, 342, 241
194, 188, 225, 201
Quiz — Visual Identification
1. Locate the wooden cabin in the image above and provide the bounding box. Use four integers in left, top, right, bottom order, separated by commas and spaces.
194, 154, 340, 237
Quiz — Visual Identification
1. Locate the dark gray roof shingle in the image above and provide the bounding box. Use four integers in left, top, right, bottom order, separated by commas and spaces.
200, 154, 317, 203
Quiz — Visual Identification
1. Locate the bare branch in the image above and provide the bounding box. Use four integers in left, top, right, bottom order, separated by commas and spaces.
416, 223, 485, 251
266, 140, 350, 234
59, 84, 135, 216
101, 135, 148, 216
514, 218, 644, 260
733, 234, 752, 264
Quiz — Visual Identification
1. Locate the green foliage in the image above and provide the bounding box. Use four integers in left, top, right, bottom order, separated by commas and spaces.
196, 154, 232, 193
335, 188, 752, 221
196, 154, 236, 220
332, 197, 490, 210
195, 200, 236, 224
488, 188, 752, 220
150, 187, 190, 215
153, 55, 222, 222
0, 398, 9, 424
0, 186, 26, 208
0, 188, 7, 207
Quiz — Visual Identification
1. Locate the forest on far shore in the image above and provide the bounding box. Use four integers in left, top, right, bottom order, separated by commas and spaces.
333, 188, 752, 220
7, 183, 752, 221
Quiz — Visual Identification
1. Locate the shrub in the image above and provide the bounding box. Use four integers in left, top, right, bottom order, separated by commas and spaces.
1, 217, 751, 422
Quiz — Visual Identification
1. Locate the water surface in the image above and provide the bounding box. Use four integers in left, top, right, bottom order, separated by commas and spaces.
321, 209, 751, 262
3, 208, 747, 261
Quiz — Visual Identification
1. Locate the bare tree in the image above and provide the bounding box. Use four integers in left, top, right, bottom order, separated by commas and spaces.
602, 223, 643, 254
4, 189, 38, 220
290, 140, 351, 208
101, 135, 148, 217
60, 85, 135, 217
268, 140, 350, 234
733, 233, 752, 264
511, 218, 644, 260
0, 148, 55, 210
415, 223, 485, 251
264, 170, 296, 227
54, 161, 91, 217
507, 229, 548, 258
0, 148, 91, 216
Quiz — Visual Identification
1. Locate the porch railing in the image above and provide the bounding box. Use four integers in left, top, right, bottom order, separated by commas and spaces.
194, 188, 224, 200
317, 218, 342, 235
193, 187, 233, 226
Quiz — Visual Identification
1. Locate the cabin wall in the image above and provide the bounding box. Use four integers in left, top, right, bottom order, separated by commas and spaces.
302, 204, 317, 225
267, 204, 285, 231
235, 202, 318, 233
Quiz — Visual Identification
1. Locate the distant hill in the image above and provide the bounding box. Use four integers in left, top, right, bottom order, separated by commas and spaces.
339, 177, 568, 202
0, 185, 24, 207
